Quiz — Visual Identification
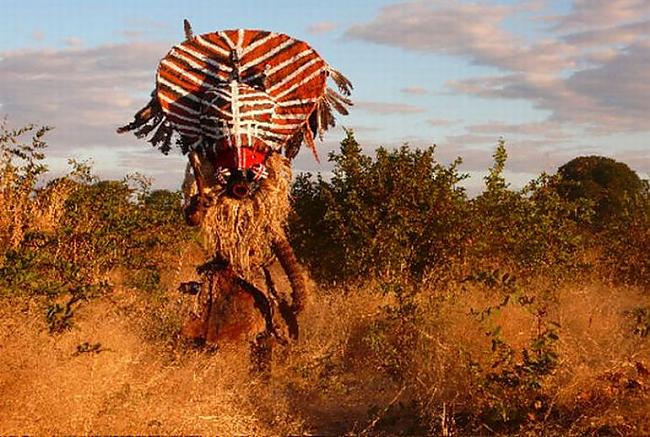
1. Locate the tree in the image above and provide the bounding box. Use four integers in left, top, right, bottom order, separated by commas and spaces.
556, 156, 647, 226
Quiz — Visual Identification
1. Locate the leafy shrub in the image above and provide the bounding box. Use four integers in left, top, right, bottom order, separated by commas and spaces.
469, 140, 594, 280
0, 122, 196, 304
552, 155, 650, 286
291, 134, 595, 285
290, 130, 471, 283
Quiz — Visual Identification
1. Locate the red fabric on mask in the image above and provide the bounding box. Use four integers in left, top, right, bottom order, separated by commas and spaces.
210, 140, 267, 171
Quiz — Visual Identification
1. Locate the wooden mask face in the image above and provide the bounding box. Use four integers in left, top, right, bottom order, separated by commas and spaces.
199, 83, 276, 198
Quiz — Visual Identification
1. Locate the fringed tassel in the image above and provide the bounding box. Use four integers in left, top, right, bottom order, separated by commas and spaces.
292, 73, 353, 160
116, 94, 159, 135
305, 87, 351, 141
315, 98, 336, 139
284, 133, 302, 160
117, 92, 176, 154
303, 127, 320, 163
325, 87, 352, 115
327, 67, 353, 96
149, 122, 174, 154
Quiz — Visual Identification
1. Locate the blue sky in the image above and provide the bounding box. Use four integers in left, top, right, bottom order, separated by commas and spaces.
1, 0, 649, 193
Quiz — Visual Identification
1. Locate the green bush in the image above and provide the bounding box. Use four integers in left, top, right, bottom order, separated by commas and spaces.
552, 156, 650, 286
0, 122, 196, 302
469, 140, 594, 279
290, 134, 595, 285
290, 130, 471, 283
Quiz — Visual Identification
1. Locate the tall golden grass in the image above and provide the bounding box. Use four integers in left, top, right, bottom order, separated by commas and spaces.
1, 272, 648, 435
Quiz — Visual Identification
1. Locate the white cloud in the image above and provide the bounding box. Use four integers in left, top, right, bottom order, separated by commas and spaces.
0, 42, 178, 186
347, 0, 650, 134
64, 37, 84, 48
119, 29, 145, 40
566, 41, 650, 118
562, 20, 650, 49
307, 22, 337, 35
426, 118, 457, 126
356, 101, 426, 115
440, 134, 590, 173
346, 1, 577, 75
448, 41, 650, 133
401, 86, 428, 95
552, 0, 650, 31
466, 120, 572, 140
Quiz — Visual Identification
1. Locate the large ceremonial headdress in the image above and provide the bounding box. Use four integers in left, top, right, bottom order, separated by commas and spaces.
119, 24, 352, 197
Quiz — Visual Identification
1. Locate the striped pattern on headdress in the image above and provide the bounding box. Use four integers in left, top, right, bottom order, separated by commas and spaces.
118, 28, 352, 161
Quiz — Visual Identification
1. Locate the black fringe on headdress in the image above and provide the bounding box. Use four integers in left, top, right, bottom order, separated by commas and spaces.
116, 92, 176, 155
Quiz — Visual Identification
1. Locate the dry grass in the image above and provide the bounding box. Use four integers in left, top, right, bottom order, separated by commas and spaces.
0, 163, 35, 248
0, 172, 76, 249
30, 178, 78, 234
0, 276, 393, 434
408, 281, 650, 435
0, 296, 280, 434
1, 274, 649, 435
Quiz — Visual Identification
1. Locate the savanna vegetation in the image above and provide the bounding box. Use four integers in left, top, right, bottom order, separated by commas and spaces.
1, 120, 649, 435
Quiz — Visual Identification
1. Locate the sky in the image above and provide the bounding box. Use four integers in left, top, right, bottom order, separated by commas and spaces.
1, 0, 649, 193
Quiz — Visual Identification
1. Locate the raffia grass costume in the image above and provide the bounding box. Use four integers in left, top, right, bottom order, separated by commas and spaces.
182, 153, 291, 281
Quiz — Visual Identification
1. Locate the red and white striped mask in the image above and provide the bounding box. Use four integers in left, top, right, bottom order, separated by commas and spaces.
120, 28, 352, 198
